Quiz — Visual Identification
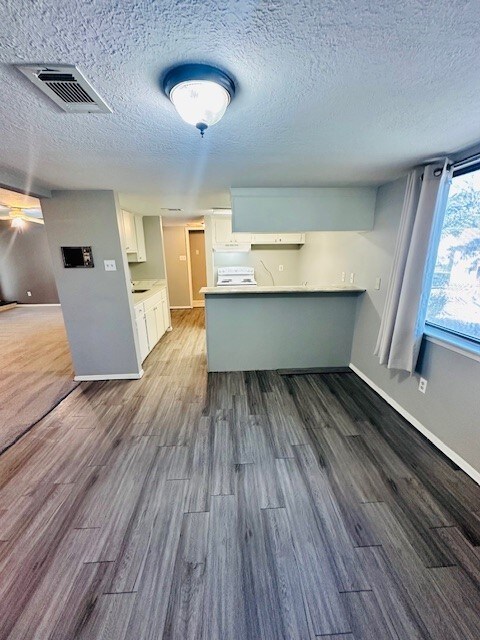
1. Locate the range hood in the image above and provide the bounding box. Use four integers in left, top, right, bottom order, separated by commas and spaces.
213, 242, 251, 252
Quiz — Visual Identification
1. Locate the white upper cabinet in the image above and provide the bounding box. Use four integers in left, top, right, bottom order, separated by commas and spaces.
122, 210, 147, 263
122, 210, 137, 252
212, 215, 303, 247
133, 215, 146, 262
213, 217, 235, 244
251, 233, 304, 245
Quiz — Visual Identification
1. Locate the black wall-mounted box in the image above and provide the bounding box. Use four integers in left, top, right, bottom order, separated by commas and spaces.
61, 246, 94, 268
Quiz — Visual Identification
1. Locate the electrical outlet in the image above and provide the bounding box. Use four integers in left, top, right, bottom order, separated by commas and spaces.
341, 271, 346, 283
278, 264, 284, 272
104, 260, 117, 271
418, 377, 427, 394
179, 255, 187, 261
375, 277, 381, 290
26, 291, 32, 297
349, 272, 355, 284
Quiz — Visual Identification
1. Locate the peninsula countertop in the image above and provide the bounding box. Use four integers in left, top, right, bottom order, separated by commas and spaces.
200, 284, 366, 295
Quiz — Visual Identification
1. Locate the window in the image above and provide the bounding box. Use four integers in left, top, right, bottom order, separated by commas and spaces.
425, 163, 480, 344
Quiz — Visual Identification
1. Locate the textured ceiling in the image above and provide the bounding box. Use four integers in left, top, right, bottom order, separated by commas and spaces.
1, 0, 480, 210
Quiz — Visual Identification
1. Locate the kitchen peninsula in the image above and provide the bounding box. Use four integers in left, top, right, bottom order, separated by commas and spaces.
201, 285, 365, 372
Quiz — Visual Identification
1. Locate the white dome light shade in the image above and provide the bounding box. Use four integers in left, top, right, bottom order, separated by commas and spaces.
169, 80, 230, 128
163, 64, 235, 136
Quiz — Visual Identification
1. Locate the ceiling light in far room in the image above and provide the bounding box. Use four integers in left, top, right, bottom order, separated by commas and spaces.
11, 217, 25, 229
163, 64, 235, 137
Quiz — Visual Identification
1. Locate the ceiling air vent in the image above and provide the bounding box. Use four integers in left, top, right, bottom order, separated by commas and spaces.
16, 64, 111, 113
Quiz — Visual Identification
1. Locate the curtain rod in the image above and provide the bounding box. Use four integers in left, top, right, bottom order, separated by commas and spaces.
453, 150, 480, 170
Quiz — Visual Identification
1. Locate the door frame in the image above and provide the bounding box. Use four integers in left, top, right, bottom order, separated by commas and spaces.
184, 226, 206, 308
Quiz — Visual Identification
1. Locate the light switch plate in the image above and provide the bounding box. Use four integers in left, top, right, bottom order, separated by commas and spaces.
104, 260, 117, 271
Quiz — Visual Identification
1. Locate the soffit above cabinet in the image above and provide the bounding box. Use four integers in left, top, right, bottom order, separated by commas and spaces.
230, 187, 377, 233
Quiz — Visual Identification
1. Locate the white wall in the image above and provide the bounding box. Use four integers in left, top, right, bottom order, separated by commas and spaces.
214, 247, 301, 286
298, 230, 379, 288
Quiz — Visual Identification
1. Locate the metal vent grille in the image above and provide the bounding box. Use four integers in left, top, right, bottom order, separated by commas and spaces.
16, 64, 111, 113
37, 73, 95, 104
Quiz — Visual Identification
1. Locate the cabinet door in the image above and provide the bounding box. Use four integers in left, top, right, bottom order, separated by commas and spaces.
276, 233, 305, 244
133, 215, 147, 261
136, 316, 149, 362
232, 232, 253, 243
154, 304, 165, 340
123, 211, 138, 253
161, 297, 169, 331
145, 307, 158, 351
251, 233, 278, 244
214, 217, 234, 244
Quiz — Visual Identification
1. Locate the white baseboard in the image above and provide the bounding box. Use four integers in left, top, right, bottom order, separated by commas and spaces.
170, 305, 192, 309
74, 370, 144, 381
349, 362, 480, 486
17, 303, 61, 307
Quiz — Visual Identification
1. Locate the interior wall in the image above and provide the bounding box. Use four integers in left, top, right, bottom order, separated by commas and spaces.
129, 216, 166, 281
189, 230, 207, 301
348, 177, 480, 476
40, 190, 141, 378
0, 220, 59, 303
214, 247, 301, 286
298, 229, 378, 288
163, 225, 191, 307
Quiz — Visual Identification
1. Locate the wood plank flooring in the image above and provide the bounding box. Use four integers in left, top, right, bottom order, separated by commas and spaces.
0, 306, 77, 453
0, 307, 479, 639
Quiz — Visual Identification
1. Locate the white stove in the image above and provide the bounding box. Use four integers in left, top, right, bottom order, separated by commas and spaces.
216, 266, 257, 286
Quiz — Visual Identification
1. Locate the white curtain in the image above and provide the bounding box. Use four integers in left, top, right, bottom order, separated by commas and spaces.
375, 160, 452, 373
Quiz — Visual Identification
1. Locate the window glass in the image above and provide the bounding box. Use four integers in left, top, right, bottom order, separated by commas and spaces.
426, 166, 480, 343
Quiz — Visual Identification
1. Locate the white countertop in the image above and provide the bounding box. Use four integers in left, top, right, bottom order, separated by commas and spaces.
132, 280, 168, 305
200, 285, 366, 295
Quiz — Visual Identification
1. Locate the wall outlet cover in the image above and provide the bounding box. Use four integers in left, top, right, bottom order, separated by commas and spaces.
179, 255, 187, 261
26, 291, 32, 296
418, 377, 427, 394
349, 272, 355, 284
279, 265, 284, 272
375, 277, 381, 290
104, 260, 117, 271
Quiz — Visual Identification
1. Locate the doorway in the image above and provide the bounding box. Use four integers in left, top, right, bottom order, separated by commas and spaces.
187, 229, 207, 307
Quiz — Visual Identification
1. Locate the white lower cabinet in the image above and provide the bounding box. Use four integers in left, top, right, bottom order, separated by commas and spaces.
153, 303, 165, 340
136, 316, 149, 362
161, 296, 169, 331
134, 287, 169, 363
145, 307, 158, 350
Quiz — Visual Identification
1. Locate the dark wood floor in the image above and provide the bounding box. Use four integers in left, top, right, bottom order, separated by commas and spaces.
1, 308, 480, 639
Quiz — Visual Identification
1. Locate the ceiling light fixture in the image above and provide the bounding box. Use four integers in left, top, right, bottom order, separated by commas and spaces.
11, 217, 25, 229
163, 64, 235, 137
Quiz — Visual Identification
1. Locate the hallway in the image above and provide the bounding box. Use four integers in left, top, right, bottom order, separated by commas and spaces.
0, 308, 479, 639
